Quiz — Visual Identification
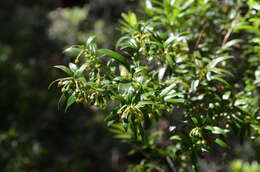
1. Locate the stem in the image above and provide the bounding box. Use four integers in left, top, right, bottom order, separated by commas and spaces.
155, 166, 166, 172
166, 156, 178, 172
222, 2, 241, 46
195, 23, 208, 49
222, 16, 239, 46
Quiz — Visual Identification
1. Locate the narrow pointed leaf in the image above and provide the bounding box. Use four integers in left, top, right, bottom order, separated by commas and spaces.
170, 135, 182, 141
65, 93, 76, 112
190, 80, 199, 93
75, 63, 88, 77
208, 56, 232, 68
165, 98, 185, 103
104, 113, 118, 122
69, 63, 77, 72
97, 49, 130, 71
210, 75, 230, 86
54, 65, 73, 76
215, 138, 229, 148
63, 47, 82, 56
58, 93, 67, 110
48, 78, 63, 89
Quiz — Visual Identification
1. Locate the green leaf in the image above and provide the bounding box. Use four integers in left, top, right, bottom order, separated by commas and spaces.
222, 91, 231, 100
65, 93, 76, 112
208, 67, 233, 77
235, 25, 259, 33
158, 66, 167, 81
205, 126, 229, 135
255, 68, 260, 85
54, 65, 73, 76
75, 63, 88, 77
190, 80, 199, 93
215, 138, 229, 148
209, 75, 230, 86
104, 113, 118, 122
208, 56, 232, 68
234, 99, 247, 106
119, 65, 130, 77
63, 47, 82, 56
136, 101, 154, 108
165, 34, 175, 46
164, 98, 185, 103
97, 49, 130, 71
58, 93, 67, 110
160, 84, 175, 96
86, 36, 96, 45
122, 12, 137, 26
118, 83, 133, 96
191, 117, 199, 125
166, 54, 174, 66
221, 39, 241, 50
248, 0, 260, 10
69, 63, 77, 72
145, 0, 153, 9
170, 135, 182, 141
48, 78, 63, 89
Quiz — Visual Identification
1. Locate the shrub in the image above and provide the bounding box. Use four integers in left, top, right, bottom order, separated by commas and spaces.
51, 0, 260, 171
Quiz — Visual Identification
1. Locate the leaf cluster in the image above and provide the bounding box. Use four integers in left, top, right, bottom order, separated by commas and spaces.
51, 0, 260, 171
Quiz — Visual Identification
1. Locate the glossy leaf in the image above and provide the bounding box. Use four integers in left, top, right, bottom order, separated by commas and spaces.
97, 49, 130, 71
63, 47, 82, 56
65, 93, 76, 112
54, 65, 73, 76
214, 138, 229, 148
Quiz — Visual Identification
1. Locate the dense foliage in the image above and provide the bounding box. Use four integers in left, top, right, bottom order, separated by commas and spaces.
52, 0, 260, 171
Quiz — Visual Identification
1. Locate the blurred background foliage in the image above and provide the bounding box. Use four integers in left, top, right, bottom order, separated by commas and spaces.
0, 0, 137, 171
0, 0, 259, 171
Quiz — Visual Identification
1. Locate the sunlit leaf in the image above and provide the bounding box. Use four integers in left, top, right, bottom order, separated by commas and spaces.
97, 49, 130, 71
54, 65, 74, 76
63, 47, 82, 56
214, 138, 229, 148
208, 56, 232, 68
170, 135, 182, 141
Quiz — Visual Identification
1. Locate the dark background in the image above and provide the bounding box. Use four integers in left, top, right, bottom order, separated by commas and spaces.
0, 0, 138, 171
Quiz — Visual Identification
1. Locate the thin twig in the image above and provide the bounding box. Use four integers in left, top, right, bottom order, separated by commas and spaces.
166, 156, 178, 172
222, 2, 241, 46
155, 166, 166, 172
195, 23, 208, 49
222, 15, 239, 46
